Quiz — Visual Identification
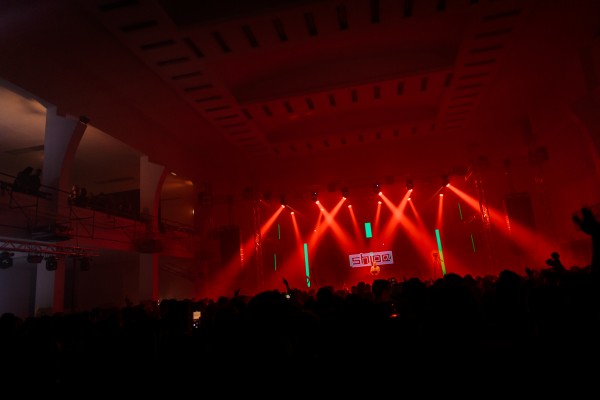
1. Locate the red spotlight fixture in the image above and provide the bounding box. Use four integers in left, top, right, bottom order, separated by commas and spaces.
406, 178, 414, 191
442, 175, 450, 187
342, 187, 349, 199
280, 195, 286, 207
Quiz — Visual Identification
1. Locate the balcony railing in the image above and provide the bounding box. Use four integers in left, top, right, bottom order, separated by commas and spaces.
0, 173, 198, 258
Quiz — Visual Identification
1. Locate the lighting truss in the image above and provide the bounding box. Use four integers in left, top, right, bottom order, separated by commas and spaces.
0, 237, 99, 258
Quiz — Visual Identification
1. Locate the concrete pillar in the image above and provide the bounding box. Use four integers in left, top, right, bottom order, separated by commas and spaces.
42, 107, 87, 206
140, 155, 166, 233
35, 107, 87, 314
138, 156, 166, 302
34, 258, 68, 315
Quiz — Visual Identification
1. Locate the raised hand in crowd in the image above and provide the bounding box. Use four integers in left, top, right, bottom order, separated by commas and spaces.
572, 207, 600, 278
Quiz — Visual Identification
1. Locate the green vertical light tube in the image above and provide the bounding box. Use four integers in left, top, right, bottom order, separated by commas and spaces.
365, 222, 372, 238
457, 202, 463, 220
435, 229, 447, 275
274, 253, 277, 271
470, 233, 476, 252
303, 243, 311, 288
277, 223, 281, 240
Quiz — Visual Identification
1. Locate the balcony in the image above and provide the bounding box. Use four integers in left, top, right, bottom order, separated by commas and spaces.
0, 177, 198, 259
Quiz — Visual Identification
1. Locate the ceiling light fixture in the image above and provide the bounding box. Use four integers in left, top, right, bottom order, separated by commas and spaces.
45, 256, 58, 271
0, 251, 14, 269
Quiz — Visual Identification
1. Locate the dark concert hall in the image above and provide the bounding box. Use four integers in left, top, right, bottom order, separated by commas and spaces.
1, 0, 599, 390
